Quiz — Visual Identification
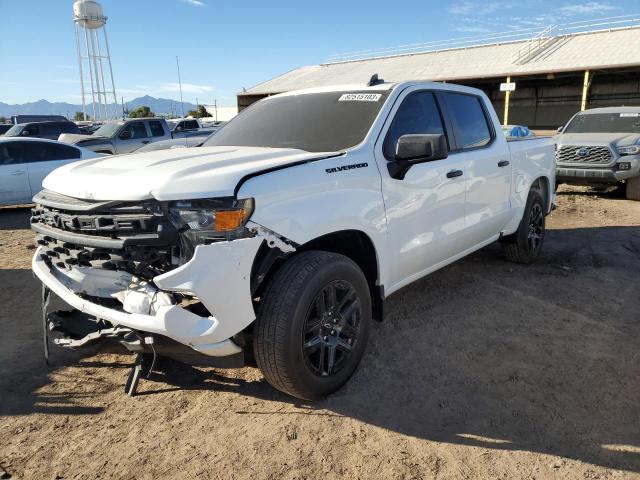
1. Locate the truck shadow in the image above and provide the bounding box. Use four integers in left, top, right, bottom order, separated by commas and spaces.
2, 225, 639, 473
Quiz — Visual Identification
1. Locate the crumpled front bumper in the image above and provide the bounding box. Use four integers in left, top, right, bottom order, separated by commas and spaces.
32, 236, 263, 357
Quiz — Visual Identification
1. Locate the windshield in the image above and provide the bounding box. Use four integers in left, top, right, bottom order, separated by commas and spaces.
4, 124, 24, 136
93, 122, 123, 137
203, 91, 390, 152
564, 112, 640, 134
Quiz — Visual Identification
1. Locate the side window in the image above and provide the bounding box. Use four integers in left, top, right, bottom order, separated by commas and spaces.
148, 121, 166, 137
0, 142, 26, 165
59, 123, 79, 134
186, 120, 199, 130
39, 124, 59, 138
384, 91, 445, 159
440, 93, 493, 149
25, 142, 81, 162
122, 122, 148, 139
22, 125, 40, 137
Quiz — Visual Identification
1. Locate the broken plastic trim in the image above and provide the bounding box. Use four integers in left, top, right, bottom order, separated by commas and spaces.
247, 221, 296, 253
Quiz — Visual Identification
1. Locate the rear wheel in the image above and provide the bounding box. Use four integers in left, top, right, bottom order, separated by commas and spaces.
502, 189, 546, 264
626, 176, 640, 201
254, 251, 371, 400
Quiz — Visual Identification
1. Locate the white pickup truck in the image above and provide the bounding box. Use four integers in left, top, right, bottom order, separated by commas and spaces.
31, 80, 556, 399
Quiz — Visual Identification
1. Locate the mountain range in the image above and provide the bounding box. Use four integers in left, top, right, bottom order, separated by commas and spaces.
0, 96, 198, 119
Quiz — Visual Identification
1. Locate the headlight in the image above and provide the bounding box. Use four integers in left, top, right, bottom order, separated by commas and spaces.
168, 197, 254, 248
617, 145, 640, 156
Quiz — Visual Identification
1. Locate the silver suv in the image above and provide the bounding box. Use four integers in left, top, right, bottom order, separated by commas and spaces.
556, 107, 640, 200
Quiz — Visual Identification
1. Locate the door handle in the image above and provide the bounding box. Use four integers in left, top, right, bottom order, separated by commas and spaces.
446, 169, 464, 179
11, 170, 25, 176
141, 141, 150, 144
498, 160, 510, 167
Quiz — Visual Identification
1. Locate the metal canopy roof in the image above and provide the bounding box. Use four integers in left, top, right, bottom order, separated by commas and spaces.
242, 26, 640, 96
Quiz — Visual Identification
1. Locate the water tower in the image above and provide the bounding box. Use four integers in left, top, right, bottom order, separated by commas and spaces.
73, 0, 118, 120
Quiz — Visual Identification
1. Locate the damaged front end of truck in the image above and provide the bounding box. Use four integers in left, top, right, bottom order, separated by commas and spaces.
30, 189, 294, 395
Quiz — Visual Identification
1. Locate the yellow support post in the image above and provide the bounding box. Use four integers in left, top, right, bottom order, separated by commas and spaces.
581, 70, 590, 111
503, 76, 511, 127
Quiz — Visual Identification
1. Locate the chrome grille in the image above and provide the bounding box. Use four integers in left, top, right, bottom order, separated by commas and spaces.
556, 145, 613, 164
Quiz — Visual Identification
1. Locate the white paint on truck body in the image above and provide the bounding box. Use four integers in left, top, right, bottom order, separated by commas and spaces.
33, 81, 556, 356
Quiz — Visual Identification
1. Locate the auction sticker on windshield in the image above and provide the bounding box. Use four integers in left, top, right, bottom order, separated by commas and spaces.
338, 93, 382, 102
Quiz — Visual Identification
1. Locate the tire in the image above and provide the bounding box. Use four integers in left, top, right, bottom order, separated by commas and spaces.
502, 189, 546, 264
254, 251, 371, 400
626, 176, 640, 201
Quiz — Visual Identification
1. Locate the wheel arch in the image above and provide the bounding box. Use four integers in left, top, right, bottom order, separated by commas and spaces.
251, 229, 385, 322
531, 175, 552, 214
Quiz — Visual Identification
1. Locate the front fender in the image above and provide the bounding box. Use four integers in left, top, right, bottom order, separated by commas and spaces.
237, 152, 390, 287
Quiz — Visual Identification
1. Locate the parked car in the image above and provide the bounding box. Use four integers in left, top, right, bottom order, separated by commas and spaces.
556, 107, 640, 200
502, 124, 535, 138
0, 137, 99, 206
4, 121, 81, 140
166, 118, 217, 139
0, 125, 12, 136
59, 118, 172, 154
10, 114, 69, 124
31, 81, 555, 399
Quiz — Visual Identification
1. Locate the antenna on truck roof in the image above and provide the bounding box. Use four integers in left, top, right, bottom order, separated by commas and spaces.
368, 74, 384, 86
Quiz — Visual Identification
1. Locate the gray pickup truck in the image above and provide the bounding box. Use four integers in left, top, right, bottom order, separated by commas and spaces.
59, 118, 172, 155
556, 107, 640, 200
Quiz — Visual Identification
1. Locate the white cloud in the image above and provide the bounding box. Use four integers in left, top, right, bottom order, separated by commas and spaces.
179, 0, 206, 6
449, 1, 501, 15
558, 2, 615, 14
160, 83, 214, 95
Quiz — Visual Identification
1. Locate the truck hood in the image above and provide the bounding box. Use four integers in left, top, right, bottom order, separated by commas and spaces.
42, 146, 340, 201
558, 132, 640, 148
59, 133, 109, 145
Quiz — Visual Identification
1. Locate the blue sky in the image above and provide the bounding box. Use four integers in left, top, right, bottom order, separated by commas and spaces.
0, 0, 636, 106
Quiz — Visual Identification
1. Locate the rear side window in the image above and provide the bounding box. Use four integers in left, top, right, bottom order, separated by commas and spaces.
440, 93, 493, 149
148, 121, 166, 137
59, 123, 80, 134
0, 142, 26, 165
185, 120, 199, 130
39, 124, 60, 137
25, 142, 81, 162
384, 91, 445, 159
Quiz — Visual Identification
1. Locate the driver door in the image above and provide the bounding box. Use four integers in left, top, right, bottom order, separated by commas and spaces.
374, 88, 469, 290
117, 122, 150, 153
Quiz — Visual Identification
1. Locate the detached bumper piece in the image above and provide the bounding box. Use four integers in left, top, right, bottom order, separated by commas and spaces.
44, 304, 244, 396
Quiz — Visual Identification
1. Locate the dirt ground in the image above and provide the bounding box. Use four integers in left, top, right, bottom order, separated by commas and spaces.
1, 186, 639, 480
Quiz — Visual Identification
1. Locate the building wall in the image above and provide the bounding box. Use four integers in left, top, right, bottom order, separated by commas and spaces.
237, 67, 640, 128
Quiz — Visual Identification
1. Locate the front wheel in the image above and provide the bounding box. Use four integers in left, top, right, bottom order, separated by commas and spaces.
254, 251, 371, 400
502, 189, 546, 264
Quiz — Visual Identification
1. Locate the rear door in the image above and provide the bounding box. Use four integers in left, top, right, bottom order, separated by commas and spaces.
24, 141, 82, 197
148, 120, 168, 140
0, 141, 31, 205
437, 91, 512, 243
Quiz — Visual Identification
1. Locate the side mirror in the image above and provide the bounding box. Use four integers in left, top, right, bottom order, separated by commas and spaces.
119, 130, 132, 140
388, 134, 448, 180
557, 126, 564, 134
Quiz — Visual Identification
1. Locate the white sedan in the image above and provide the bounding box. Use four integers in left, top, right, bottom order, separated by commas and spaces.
0, 137, 100, 206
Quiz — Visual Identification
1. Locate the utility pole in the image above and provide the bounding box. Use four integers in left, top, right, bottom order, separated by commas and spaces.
214, 99, 218, 122
176, 56, 185, 118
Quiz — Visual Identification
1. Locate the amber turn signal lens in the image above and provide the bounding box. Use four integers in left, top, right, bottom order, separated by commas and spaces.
215, 209, 248, 232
